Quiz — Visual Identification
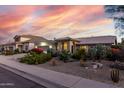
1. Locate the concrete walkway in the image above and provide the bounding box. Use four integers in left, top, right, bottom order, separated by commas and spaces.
0, 55, 117, 88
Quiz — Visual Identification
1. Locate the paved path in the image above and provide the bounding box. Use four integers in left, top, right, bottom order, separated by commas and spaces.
0, 67, 44, 88
0, 55, 117, 88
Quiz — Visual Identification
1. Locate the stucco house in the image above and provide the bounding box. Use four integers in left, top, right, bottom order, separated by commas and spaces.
55, 36, 117, 53
54, 37, 79, 53
0, 35, 54, 52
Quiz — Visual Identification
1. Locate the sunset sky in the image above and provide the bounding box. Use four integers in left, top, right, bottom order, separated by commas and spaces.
0, 5, 116, 43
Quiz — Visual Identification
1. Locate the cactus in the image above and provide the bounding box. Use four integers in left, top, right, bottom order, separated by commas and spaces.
111, 69, 120, 83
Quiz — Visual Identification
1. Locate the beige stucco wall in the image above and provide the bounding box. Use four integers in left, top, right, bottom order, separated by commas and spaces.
56, 41, 75, 53
57, 42, 62, 51
20, 37, 30, 42
3, 45, 16, 51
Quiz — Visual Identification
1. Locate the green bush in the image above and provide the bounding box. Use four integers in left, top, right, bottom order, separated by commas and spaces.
14, 48, 20, 54
4, 50, 14, 55
106, 48, 113, 60
87, 47, 97, 61
47, 48, 58, 57
59, 50, 70, 62
20, 52, 52, 64
111, 45, 121, 49
87, 45, 106, 61
95, 45, 106, 61
72, 49, 86, 60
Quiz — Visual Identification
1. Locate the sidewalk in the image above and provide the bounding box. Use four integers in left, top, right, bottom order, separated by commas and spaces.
0, 55, 117, 88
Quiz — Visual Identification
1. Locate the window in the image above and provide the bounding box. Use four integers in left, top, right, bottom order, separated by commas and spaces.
35, 46, 38, 48
80, 46, 87, 49
25, 46, 28, 50
15, 38, 20, 42
63, 42, 68, 50
40, 42, 47, 46
49, 45, 52, 49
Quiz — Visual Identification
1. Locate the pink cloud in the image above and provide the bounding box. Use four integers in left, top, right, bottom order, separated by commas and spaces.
0, 5, 114, 43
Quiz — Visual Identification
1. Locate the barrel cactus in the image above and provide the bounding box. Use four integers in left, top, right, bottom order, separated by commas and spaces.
111, 69, 120, 83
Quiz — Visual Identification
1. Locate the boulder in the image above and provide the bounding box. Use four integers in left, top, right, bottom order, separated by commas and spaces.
93, 65, 97, 69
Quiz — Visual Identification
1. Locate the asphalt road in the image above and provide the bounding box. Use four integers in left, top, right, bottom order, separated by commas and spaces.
0, 67, 45, 88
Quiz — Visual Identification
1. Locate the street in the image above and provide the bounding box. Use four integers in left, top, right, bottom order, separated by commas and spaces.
0, 67, 45, 88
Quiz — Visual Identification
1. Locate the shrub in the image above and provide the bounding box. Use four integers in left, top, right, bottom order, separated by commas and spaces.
111, 45, 121, 49
87, 45, 107, 62
20, 52, 52, 64
106, 48, 113, 61
31, 48, 44, 54
47, 48, 58, 57
72, 49, 86, 60
95, 45, 106, 62
4, 50, 14, 55
119, 48, 124, 61
110, 63, 124, 70
14, 48, 19, 54
87, 47, 97, 61
59, 50, 70, 62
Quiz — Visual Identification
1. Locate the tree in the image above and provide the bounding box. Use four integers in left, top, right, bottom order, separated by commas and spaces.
105, 5, 124, 38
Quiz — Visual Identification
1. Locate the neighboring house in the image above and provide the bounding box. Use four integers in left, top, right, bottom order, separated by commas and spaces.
54, 37, 79, 53
0, 35, 54, 52
76, 36, 117, 51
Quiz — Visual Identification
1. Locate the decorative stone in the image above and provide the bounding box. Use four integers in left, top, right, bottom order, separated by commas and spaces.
93, 65, 97, 69
98, 63, 103, 68
85, 67, 88, 69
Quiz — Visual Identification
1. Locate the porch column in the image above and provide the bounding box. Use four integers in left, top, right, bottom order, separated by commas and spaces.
62, 42, 64, 51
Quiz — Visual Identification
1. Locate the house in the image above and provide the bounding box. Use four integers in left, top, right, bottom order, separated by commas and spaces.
0, 35, 54, 52
0, 42, 16, 52
55, 36, 117, 53
14, 35, 54, 52
55, 37, 79, 53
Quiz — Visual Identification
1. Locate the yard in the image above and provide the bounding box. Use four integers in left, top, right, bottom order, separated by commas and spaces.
7, 54, 124, 87
36, 59, 124, 87
3, 45, 124, 87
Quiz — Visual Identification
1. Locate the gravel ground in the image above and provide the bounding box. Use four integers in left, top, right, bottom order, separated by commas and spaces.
36, 58, 124, 87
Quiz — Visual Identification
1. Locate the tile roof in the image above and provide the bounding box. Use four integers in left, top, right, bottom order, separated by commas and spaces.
77, 36, 117, 45
18, 35, 54, 44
